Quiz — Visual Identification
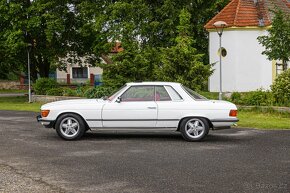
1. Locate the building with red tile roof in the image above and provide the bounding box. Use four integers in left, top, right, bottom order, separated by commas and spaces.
205, 0, 289, 92
205, 0, 289, 29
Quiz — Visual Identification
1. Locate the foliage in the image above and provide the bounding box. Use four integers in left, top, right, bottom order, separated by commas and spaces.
99, 44, 156, 89
84, 86, 114, 99
230, 90, 274, 106
62, 87, 77, 97
1, 0, 230, 89
94, 0, 228, 89
34, 78, 58, 95
74, 85, 91, 97
199, 91, 219, 100
46, 88, 64, 96
257, 9, 290, 71
155, 9, 212, 90
0, 0, 97, 80
230, 92, 242, 104
271, 69, 290, 106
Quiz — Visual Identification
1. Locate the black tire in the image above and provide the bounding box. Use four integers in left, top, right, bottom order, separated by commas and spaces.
55, 113, 86, 140
179, 117, 209, 142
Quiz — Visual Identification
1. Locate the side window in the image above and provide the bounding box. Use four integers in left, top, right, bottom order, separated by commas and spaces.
121, 86, 154, 102
164, 86, 183, 100
155, 86, 171, 101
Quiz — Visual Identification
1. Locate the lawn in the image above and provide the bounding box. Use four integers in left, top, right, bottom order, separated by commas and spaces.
0, 96, 289, 129
0, 96, 42, 112
236, 109, 290, 130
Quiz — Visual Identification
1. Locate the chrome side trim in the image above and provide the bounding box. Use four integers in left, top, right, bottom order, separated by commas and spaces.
210, 118, 239, 123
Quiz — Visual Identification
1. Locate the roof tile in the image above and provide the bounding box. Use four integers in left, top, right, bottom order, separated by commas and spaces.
205, 0, 290, 29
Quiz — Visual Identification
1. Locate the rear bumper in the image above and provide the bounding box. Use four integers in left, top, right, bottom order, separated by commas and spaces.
36, 115, 55, 128
210, 118, 239, 130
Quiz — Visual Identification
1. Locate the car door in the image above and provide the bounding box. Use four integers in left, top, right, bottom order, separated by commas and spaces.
102, 86, 157, 128
155, 85, 183, 128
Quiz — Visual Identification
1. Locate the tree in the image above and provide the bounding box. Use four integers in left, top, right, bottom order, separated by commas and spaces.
257, 9, 290, 71
0, 0, 97, 80
155, 9, 212, 90
1, 0, 229, 84
91, 0, 226, 89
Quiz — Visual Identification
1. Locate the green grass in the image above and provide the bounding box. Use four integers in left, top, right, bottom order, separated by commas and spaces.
0, 96, 289, 129
0, 96, 42, 112
237, 109, 290, 130
0, 89, 27, 94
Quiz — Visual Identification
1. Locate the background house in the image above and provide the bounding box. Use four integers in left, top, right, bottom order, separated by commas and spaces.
205, 0, 290, 92
56, 42, 123, 85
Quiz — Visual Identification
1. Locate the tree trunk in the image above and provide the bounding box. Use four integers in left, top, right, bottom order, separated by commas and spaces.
38, 56, 50, 78
282, 60, 288, 71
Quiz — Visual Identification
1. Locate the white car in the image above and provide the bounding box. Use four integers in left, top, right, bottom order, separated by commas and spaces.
37, 82, 238, 141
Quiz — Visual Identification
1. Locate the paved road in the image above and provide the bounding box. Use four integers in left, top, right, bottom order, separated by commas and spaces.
0, 110, 289, 193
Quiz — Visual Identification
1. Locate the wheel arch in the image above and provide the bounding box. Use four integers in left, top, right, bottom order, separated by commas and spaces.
177, 116, 213, 131
53, 111, 90, 130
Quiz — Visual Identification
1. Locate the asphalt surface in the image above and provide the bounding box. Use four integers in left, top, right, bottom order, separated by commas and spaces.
0, 110, 289, 193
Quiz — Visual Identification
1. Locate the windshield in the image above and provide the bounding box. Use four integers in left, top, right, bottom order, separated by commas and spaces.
182, 85, 208, 100
108, 85, 127, 101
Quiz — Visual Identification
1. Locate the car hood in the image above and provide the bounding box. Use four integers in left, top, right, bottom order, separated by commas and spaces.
41, 99, 105, 109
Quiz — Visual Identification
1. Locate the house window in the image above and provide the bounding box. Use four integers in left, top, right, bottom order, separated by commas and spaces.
72, 67, 88, 78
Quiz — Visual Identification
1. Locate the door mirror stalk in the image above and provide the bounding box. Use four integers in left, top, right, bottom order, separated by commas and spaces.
116, 96, 122, 103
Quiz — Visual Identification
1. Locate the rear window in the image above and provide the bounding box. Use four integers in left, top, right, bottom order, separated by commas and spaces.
182, 86, 208, 100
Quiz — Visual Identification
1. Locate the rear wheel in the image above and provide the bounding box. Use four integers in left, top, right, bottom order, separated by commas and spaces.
180, 117, 209, 142
55, 114, 85, 140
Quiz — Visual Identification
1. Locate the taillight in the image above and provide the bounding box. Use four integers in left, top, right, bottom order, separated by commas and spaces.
229, 110, 237, 117
41, 110, 50, 117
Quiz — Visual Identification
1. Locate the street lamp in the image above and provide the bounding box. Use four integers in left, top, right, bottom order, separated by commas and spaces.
27, 43, 32, 103
213, 21, 227, 100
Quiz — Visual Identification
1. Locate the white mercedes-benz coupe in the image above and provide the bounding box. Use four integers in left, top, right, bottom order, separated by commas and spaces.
37, 82, 238, 141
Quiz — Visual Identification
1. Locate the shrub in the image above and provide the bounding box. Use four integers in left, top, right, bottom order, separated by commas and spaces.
62, 87, 77, 96
34, 78, 58, 95
75, 86, 92, 97
229, 90, 273, 106
271, 69, 290, 106
85, 86, 114, 99
230, 92, 242, 104
242, 90, 273, 106
46, 88, 64, 96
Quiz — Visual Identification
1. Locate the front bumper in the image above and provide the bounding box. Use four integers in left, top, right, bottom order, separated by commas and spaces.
36, 115, 55, 128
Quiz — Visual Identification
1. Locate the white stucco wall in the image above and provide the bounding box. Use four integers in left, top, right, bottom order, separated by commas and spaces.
56, 64, 103, 83
208, 29, 273, 92
56, 57, 104, 83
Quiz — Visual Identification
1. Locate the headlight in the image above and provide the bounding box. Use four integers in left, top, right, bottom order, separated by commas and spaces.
41, 110, 50, 117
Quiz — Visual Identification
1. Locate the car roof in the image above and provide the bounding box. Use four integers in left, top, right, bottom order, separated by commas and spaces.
126, 82, 181, 86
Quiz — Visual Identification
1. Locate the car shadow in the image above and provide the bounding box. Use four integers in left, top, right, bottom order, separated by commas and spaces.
77, 129, 249, 143
82, 131, 183, 142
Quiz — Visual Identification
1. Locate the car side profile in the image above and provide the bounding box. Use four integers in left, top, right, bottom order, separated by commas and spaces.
37, 82, 238, 141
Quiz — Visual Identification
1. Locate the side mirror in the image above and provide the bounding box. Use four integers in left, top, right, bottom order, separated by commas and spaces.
102, 96, 108, 100
116, 96, 122, 103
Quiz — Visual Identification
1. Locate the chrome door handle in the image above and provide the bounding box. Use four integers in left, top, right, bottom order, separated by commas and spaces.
147, 107, 156, 109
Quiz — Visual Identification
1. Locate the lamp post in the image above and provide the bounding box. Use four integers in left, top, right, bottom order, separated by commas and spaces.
27, 43, 32, 103
213, 21, 227, 100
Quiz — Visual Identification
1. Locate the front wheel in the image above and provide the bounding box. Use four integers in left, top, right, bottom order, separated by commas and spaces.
55, 113, 86, 140
180, 117, 209, 142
